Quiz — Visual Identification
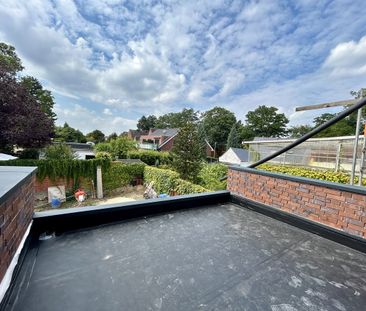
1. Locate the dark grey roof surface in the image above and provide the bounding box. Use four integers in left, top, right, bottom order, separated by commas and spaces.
8, 203, 366, 310
0, 166, 37, 204
230, 147, 249, 161
151, 128, 179, 137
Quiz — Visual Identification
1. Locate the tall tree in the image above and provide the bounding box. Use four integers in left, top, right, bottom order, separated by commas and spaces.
0, 42, 23, 75
288, 125, 313, 138
106, 132, 118, 141
137, 115, 157, 131
197, 122, 208, 158
172, 123, 203, 182
0, 68, 53, 151
313, 113, 354, 137
86, 129, 105, 143
54, 123, 86, 143
20, 76, 56, 122
245, 105, 289, 137
155, 108, 199, 128
227, 124, 241, 149
202, 107, 237, 152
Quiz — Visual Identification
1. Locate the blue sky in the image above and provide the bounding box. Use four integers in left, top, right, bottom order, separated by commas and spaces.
1, 0, 366, 134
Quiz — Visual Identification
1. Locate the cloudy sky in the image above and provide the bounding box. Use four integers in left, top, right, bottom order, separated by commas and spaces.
1, 0, 366, 134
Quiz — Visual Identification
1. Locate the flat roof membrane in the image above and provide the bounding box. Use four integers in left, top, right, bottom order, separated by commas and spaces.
7, 203, 366, 311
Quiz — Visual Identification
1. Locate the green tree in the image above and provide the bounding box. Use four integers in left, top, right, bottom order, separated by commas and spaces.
288, 125, 313, 138
54, 123, 87, 143
95, 136, 136, 159
197, 122, 208, 158
106, 132, 118, 142
20, 76, 56, 122
156, 108, 199, 128
227, 124, 241, 149
44, 144, 76, 160
172, 123, 204, 182
137, 115, 157, 131
86, 129, 105, 143
245, 105, 289, 137
202, 107, 237, 152
313, 113, 354, 137
0, 42, 23, 75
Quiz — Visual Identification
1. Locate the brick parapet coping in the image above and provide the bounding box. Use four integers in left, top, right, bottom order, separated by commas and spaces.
228, 166, 366, 238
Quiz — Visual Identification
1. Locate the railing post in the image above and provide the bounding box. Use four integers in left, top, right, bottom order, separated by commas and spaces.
350, 108, 362, 185
335, 143, 342, 172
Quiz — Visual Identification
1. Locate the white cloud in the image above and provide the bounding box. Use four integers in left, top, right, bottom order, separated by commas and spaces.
323, 36, 366, 77
54, 104, 136, 135
0, 0, 366, 135
103, 108, 112, 115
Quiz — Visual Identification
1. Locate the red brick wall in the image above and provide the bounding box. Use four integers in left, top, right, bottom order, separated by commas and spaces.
228, 168, 366, 238
159, 137, 175, 152
0, 174, 35, 282
35, 177, 75, 193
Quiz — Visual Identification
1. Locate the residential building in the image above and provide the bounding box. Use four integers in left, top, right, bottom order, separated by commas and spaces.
219, 147, 249, 165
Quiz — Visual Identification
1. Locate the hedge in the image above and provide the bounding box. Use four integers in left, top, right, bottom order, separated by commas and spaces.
144, 166, 208, 195
103, 162, 145, 191
258, 164, 365, 185
198, 163, 228, 190
127, 150, 172, 165
0, 159, 110, 181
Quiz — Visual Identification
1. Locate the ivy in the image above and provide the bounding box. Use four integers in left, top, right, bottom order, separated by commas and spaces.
0, 159, 110, 181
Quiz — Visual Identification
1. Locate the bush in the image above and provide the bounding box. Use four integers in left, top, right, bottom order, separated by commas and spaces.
144, 166, 208, 195
95, 151, 112, 160
103, 162, 145, 191
258, 164, 364, 185
44, 144, 76, 160
127, 150, 172, 165
198, 163, 228, 190
16, 148, 40, 159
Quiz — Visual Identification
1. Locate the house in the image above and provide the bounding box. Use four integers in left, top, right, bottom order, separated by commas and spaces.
127, 129, 148, 142
219, 147, 249, 165
130, 128, 215, 156
46, 142, 95, 160
139, 128, 179, 151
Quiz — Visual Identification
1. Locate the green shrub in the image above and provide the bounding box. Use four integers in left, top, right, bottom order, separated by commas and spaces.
103, 162, 145, 191
127, 150, 172, 165
0, 158, 110, 181
198, 163, 228, 190
95, 151, 112, 160
44, 144, 76, 160
144, 166, 208, 195
16, 148, 39, 159
258, 164, 364, 185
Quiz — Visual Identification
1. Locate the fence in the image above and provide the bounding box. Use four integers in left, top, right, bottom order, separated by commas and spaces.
244, 135, 364, 173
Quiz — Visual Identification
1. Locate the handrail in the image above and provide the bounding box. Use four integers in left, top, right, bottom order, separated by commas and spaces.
249, 96, 366, 168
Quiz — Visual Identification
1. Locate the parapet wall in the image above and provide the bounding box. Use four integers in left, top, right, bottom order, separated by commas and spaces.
0, 167, 36, 284
228, 166, 366, 238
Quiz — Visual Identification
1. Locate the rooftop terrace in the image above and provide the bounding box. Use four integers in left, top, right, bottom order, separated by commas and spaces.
3, 195, 366, 311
